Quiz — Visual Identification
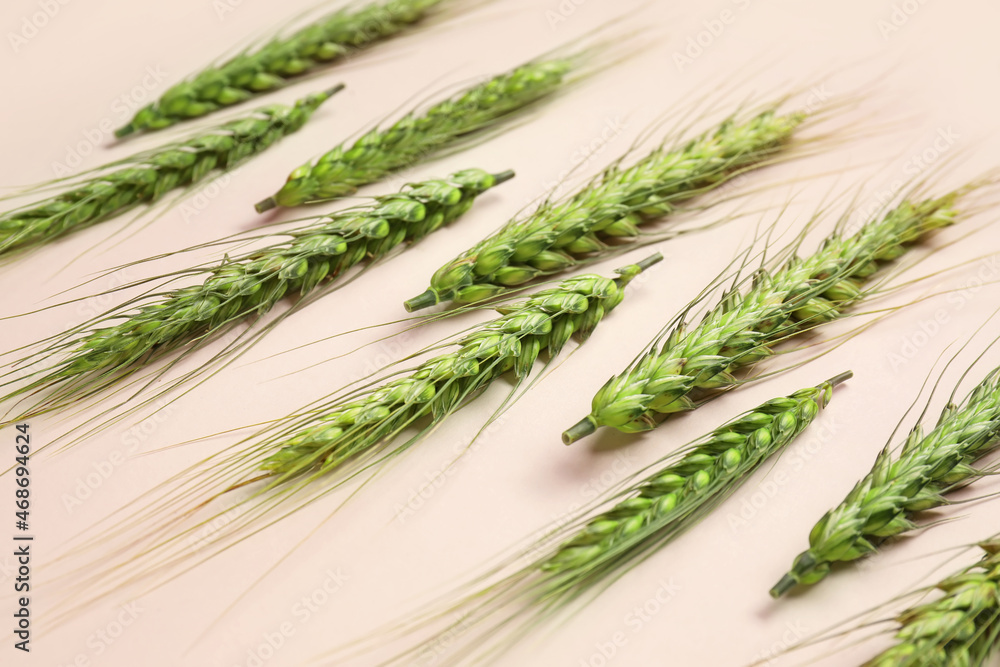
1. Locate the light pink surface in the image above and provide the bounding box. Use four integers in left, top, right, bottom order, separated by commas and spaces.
3, 0, 1000, 665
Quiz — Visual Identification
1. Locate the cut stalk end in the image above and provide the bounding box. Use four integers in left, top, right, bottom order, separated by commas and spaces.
827, 370, 854, 387
404, 290, 438, 312
635, 252, 664, 272
255, 197, 278, 214
769, 574, 797, 598
492, 169, 516, 185
114, 123, 137, 139
562, 416, 597, 445
614, 252, 663, 286
323, 83, 347, 98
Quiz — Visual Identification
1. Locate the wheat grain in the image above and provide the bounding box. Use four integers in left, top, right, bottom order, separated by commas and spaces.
254, 53, 583, 211
864, 538, 1000, 666
258, 254, 661, 484
2, 168, 509, 421
36, 256, 660, 615
115, 0, 445, 137
771, 365, 1000, 598
338, 375, 845, 666
0, 87, 340, 256
542, 374, 847, 579
404, 108, 807, 311
561, 193, 961, 445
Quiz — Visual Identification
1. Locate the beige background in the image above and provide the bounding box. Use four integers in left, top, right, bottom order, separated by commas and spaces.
3, 0, 1000, 665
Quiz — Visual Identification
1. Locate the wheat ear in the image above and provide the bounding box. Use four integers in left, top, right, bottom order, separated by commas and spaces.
115, 0, 445, 137
254, 53, 584, 211
561, 192, 961, 445
2, 168, 509, 422
542, 373, 848, 578
863, 538, 1000, 666
257, 254, 662, 484
36, 256, 660, 615
0, 87, 340, 256
344, 375, 845, 666
772, 365, 1000, 597
404, 108, 807, 311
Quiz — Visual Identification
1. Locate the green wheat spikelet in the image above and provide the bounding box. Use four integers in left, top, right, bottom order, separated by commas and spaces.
541, 374, 846, 579
255, 54, 581, 211
258, 254, 661, 484
864, 538, 1000, 666
0, 87, 340, 256
2, 168, 509, 421
116, 0, 445, 137
404, 108, 807, 311
32, 256, 658, 622
561, 193, 960, 445
772, 365, 1000, 598
362, 376, 844, 666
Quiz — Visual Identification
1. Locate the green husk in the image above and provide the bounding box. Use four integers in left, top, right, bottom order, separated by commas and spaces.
772, 365, 1000, 598
42, 256, 660, 613
542, 374, 847, 578
404, 108, 808, 311
257, 254, 661, 485
0, 87, 340, 257
340, 376, 845, 666
255, 52, 585, 211
116, 0, 446, 137
864, 538, 1000, 666
1, 168, 509, 424
561, 191, 963, 445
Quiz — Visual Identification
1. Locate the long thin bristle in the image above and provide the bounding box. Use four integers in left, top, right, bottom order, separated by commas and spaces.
563, 187, 969, 444
1, 168, 510, 429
